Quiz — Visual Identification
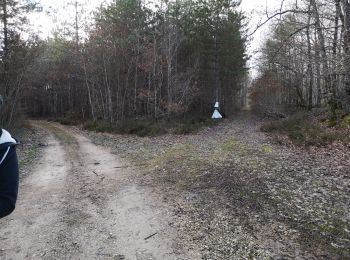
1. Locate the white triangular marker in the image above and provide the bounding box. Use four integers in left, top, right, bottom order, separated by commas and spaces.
212, 109, 223, 119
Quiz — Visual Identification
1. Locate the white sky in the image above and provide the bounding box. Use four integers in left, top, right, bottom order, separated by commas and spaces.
27, 0, 104, 38
28, 0, 284, 77
240, 0, 287, 77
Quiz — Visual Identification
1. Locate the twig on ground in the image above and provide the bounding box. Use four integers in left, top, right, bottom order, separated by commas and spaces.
144, 232, 158, 240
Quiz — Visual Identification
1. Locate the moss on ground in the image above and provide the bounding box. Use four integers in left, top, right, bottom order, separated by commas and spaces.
261, 145, 273, 154
341, 114, 350, 128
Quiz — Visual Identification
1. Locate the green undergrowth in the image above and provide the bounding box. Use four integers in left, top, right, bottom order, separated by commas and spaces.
51, 111, 219, 137
49, 112, 84, 126
341, 114, 350, 129
261, 113, 349, 146
55, 117, 80, 126
82, 116, 218, 137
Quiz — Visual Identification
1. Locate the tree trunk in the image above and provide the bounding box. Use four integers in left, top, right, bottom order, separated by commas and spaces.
331, 0, 341, 100
307, 4, 314, 110
1, 0, 9, 95
83, 60, 96, 121
103, 54, 113, 123
310, 0, 331, 101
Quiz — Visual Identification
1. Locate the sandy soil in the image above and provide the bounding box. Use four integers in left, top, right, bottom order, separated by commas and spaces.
0, 121, 196, 260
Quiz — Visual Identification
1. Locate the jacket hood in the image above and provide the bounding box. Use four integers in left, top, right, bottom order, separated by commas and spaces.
0, 129, 18, 149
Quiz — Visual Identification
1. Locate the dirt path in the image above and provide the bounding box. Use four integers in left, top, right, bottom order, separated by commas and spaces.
83, 114, 350, 259
0, 121, 195, 260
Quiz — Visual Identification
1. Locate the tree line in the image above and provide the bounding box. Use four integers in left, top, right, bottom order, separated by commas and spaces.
1, 0, 247, 125
251, 0, 350, 116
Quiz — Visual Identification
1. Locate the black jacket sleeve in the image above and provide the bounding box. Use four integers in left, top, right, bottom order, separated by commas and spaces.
0, 146, 19, 219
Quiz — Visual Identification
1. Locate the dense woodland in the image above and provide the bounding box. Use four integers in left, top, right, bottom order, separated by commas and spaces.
1, 0, 247, 125
251, 0, 350, 116
1, 0, 350, 127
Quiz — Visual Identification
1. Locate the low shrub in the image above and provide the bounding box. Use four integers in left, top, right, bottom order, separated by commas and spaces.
84, 119, 168, 137
56, 117, 78, 126
83, 121, 116, 133
115, 119, 168, 137
54, 112, 83, 126
261, 113, 306, 133
261, 113, 349, 146
83, 116, 219, 137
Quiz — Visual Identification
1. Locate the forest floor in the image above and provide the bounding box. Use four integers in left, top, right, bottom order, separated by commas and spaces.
1, 113, 349, 259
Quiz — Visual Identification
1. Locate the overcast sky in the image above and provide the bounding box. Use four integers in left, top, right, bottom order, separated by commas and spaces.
240, 0, 286, 76
28, 0, 284, 77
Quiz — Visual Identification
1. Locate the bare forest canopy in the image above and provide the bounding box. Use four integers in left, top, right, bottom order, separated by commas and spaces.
0, 0, 248, 125
251, 0, 350, 116
2, 0, 350, 127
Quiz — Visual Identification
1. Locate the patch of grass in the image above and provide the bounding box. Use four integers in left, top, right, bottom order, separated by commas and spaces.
221, 138, 238, 152
341, 114, 350, 129
261, 145, 273, 153
42, 122, 76, 144
152, 144, 196, 167
149, 143, 207, 190
173, 116, 218, 135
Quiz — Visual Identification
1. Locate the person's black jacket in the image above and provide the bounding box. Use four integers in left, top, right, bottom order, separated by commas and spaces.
0, 129, 19, 219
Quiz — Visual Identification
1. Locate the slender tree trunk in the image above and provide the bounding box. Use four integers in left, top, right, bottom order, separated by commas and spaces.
121, 62, 132, 120
134, 37, 140, 113
153, 33, 157, 118
310, 0, 331, 100
1, 0, 9, 63
1, 0, 9, 95
166, 27, 173, 116
314, 28, 322, 107
83, 60, 96, 121
332, 0, 341, 99
103, 54, 113, 123
307, 4, 314, 110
